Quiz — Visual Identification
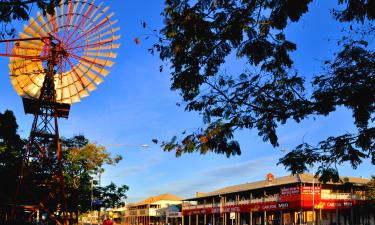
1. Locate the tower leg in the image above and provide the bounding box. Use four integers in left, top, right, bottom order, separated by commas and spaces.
54, 112, 68, 225
12, 106, 69, 224
12, 115, 39, 221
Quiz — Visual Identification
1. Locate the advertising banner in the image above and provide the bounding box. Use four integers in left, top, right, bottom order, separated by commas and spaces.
183, 202, 293, 215
281, 186, 300, 196
307, 200, 358, 210
301, 186, 321, 194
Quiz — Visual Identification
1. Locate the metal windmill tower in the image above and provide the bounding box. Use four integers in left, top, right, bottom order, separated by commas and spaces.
0, 0, 120, 224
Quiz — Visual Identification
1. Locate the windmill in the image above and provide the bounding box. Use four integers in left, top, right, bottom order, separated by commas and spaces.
0, 0, 120, 224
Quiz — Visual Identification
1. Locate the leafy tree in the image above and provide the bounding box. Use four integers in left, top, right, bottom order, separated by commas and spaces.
153, 0, 374, 181
366, 175, 375, 201
94, 182, 129, 209
0, 0, 60, 38
0, 110, 24, 205
61, 135, 123, 223
0, 110, 126, 224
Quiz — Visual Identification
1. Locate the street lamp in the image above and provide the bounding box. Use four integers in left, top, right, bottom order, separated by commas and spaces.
311, 164, 315, 225
90, 179, 94, 225
280, 148, 316, 225
90, 143, 148, 223
105, 143, 150, 148
99, 143, 149, 186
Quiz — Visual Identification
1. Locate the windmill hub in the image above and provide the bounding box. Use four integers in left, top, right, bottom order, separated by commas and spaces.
55, 44, 68, 57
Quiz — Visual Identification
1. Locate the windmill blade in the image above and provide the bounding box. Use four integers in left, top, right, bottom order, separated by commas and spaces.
9, 0, 120, 105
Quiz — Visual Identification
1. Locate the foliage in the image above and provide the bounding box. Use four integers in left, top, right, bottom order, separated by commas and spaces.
61, 135, 124, 221
0, 0, 60, 38
94, 182, 129, 209
154, 0, 375, 181
0, 110, 25, 204
0, 111, 127, 223
366, 175, 375, 201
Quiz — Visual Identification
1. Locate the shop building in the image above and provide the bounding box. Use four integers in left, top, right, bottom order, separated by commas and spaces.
182, 174, 374, 225
123, 193, 183, 225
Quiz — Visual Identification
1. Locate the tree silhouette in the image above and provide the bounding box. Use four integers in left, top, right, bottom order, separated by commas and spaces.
154, 0, 374, 181
0, 0, 60, 38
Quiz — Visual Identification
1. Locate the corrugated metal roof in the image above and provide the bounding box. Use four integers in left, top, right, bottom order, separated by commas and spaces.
133, 193, 182, 206
184, 174, 369, 200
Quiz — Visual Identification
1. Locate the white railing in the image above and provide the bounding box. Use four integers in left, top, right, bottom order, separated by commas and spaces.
264, 195, 279, 202
238, 199, 250, 205
182, 205, 197, 210
238, 195, 280, 204
250, 198, 263, 204
320, 193, 364, 200
183, 194, 282, 209
213, 203, 220, 207
224, 201, 236, 206
182, 203, 221, 210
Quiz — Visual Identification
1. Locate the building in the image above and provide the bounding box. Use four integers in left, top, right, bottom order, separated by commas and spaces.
166, 204, 183, 225
182, 173, 374, 225
122, 193, 183, 225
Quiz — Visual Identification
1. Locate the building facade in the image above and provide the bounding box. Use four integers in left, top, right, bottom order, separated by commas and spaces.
182, 174, 374, 225
120, 193, 183, 225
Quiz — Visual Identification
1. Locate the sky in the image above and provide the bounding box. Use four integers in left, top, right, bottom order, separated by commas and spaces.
0, 0, 373, 203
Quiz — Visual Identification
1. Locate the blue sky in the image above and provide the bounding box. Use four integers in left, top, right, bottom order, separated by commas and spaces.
0, 0, 373, 203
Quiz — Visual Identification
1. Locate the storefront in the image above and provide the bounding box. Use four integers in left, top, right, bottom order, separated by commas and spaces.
182, 174, 374, 225
167, 205, 182, 225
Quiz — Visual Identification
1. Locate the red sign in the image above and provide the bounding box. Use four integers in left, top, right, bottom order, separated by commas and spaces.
281, 186, 300, 196
307, 200, 358, 210
224, 202, 290, 212
182, 207, 220, 216
301, 186, 321, 194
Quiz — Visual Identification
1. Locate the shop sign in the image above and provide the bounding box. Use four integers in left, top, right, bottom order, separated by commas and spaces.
320, 200, 354, 209
277, 202, 289, 209
183, 201, 292, 215
183, 206, 225, 215
301, 186, 321, 194
261, 203, 277, 210
167, 212, 182, 218
302, 200, 356, 210
224, 206, 240, 213
249, 205, 261, 212
280, 186, 300, 195
280, 194, 301, 203
242, 202, 290, 212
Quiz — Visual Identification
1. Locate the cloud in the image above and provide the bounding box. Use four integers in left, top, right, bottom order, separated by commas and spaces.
122, 166, 147, 176
277, 121, 322, 145
141, 157, 275, 200
202, 158, 273, 178
102, 149, 168, 181
101, 166, 147, 179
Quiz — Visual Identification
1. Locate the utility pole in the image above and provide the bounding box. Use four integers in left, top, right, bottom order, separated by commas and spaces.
91, 179, 94, 225
312, 164, 315, 225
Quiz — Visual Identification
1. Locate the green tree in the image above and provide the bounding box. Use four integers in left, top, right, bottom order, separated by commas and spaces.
154, 0, 374, 181
94, 182, 129, 209
61, 135, 123, 223
366, 175, 375, 201
0, 110, 24, 205
0, 0, 59, 38
0, 110, 126, 224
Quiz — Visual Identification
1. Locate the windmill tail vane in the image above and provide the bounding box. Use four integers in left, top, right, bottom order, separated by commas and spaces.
0, 0, 120, 224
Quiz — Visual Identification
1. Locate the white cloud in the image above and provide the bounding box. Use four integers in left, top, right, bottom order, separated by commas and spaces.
135, 157, 276, 201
